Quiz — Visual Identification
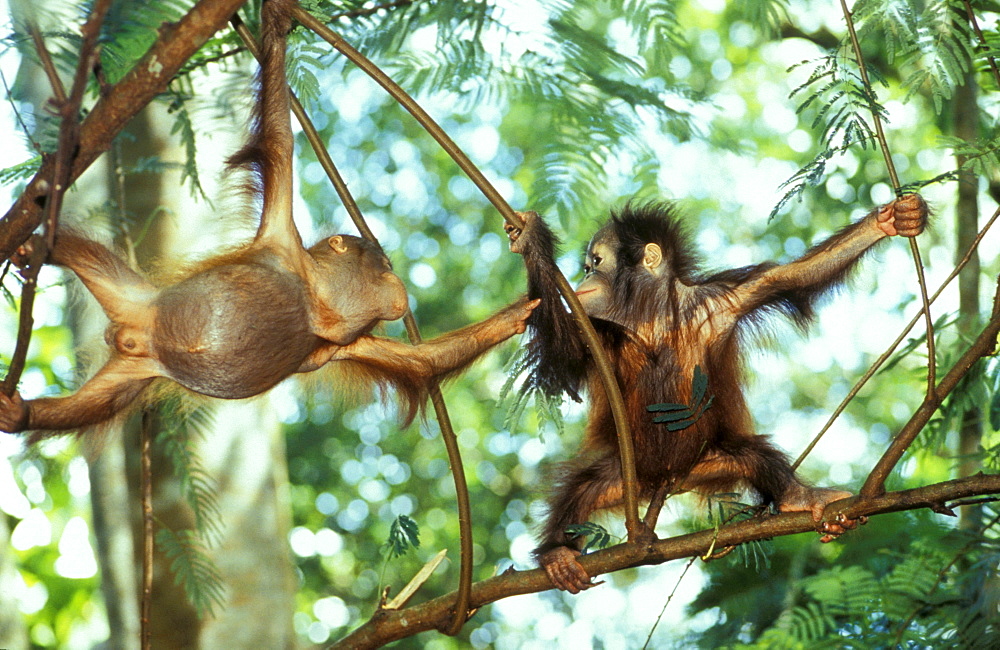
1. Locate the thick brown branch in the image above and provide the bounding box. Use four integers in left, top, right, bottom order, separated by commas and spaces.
0, 0, 249, 261
334, 473, 1000, 648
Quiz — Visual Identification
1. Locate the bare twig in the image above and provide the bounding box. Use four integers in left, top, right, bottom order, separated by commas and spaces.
839, 0, 937, 397
642, 557, 696, 649
793, 205, 1000, 469
43, 0, 114, 242
290, 5, 644, 544
0, 238, 46, 396
963, 0, 1000, 90
26, 24, 68, 105
140, 411, 154, 650
0, 68, 40, 153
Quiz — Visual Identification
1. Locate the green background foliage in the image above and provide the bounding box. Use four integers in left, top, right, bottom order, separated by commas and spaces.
1, 0, 998, 647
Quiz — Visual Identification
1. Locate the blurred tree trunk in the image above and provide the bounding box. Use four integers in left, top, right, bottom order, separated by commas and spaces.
198, 400, 297, 648
953, 72, 982, 533
89, 440, 141, 650
0, 513, 28, 650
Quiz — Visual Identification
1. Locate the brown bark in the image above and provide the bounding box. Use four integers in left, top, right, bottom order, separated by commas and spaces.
335, 474, 1000, 648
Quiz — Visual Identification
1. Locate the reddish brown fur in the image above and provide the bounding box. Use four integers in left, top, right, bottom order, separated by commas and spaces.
0, 0, 537, 436
509, 195, 927, 592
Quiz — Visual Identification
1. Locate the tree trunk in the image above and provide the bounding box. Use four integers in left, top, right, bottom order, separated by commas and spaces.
0, 513, 28, 650
953, 72, 982, 534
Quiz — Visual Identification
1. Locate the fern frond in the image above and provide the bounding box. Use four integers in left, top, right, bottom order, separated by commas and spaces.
725, 0, 791, 38
853, 0, 920, 64
163, 91, 208, 200
623, 0, 684, 75
902, 3, 975, 113
157, 399, 223, 542
0, 155, 42, 184
157, 528, 226, 619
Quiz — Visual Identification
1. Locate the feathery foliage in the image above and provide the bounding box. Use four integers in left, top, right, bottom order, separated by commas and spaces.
157, 528, 227, 619
724, 0, 790, 38
157, 398, 222, 542
499, 347, 567, 436
383, 514, 421, 559
564, 522, 614, 554
772, 53, 884, 218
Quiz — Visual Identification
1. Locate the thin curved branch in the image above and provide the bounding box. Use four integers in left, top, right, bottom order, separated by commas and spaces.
1, 239, 46, 397
231, 13, 474, 634
839, 0, 936, 397
793, 205, 1000, 469
963, 0, 1000, 90
289, 6, 643, 542
861, 276, 1000, 498
334, 473, 1000, 648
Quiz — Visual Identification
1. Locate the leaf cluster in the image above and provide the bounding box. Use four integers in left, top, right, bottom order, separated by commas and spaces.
382, 514, 420, 559
154, 399, 226, 617
564, 521, 614, 554
648, 365, 714, 431
156, 528, 226, 619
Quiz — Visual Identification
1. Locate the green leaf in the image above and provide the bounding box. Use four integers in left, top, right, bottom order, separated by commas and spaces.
157, 528, 226, 619
650, 367, 714, 431
383, 515, 421, 559
648, 402, 690, 413
565, 522, 614, 554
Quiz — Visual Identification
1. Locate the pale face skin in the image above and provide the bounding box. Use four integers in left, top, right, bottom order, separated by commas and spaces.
576, 234, 665, 319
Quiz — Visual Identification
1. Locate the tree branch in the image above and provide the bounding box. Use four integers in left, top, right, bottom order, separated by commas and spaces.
839, 0, 936, 397
861, 276, 1000, 498
0, 0, 250, 262
334, 473, 1000, 648
2, 0, 112, 395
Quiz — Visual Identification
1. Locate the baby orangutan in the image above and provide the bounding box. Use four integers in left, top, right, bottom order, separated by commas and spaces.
507, 194, 927, 592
